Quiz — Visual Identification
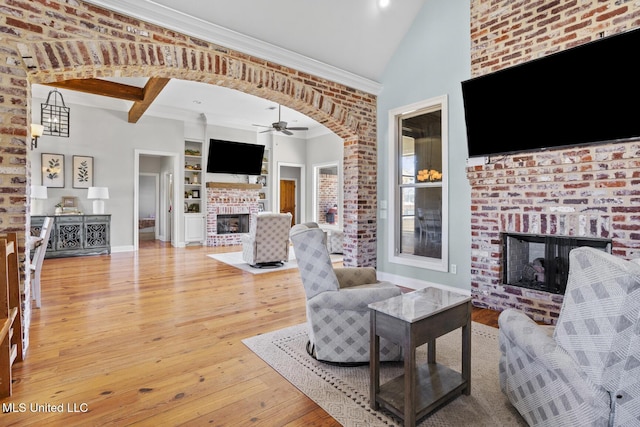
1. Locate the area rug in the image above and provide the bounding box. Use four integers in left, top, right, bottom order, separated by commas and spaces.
243, 322, 527, 426
207, 250, 343, 275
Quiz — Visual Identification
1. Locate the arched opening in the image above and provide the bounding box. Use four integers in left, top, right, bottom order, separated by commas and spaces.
5, 2, 379, 271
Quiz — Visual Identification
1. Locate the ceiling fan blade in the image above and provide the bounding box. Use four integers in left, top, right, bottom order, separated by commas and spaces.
259, 128, 273, 133
252, 123, 271, 128
286, 127, 308, 131
282, 129, 293, 136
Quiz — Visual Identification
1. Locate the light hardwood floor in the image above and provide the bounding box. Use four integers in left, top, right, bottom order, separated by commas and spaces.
1, 240, 498, 426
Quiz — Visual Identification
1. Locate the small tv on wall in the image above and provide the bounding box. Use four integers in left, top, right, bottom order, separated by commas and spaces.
206, 139, 265, 175
461, 28, 640, 158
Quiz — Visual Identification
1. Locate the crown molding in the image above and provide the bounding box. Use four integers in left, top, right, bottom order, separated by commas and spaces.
83, 0, 383, 95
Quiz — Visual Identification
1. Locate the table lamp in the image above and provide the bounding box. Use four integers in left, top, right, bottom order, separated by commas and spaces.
30, 185, 48, 215
87, 187, 109, 214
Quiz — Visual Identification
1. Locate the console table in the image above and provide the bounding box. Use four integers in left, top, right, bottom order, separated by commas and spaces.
31, 215, 111, 258
369, 287, 472, 427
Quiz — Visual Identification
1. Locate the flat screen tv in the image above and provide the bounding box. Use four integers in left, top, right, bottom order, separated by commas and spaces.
461, 28, 640, 158
206, 139, 265, 175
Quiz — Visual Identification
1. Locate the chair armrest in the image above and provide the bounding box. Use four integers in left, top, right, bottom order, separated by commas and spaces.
334, 267, 377, 288
499, 309, 557, 360
308, 285, 401, 312
500, 309, 600, 389
498, 308, 610, 407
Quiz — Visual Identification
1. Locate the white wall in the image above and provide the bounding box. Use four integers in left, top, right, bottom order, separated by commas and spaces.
377, 0, 472, 291
31, 98, 184, 251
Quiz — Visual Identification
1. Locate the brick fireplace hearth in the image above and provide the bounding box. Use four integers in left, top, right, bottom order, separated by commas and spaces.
467, 143, 640, 324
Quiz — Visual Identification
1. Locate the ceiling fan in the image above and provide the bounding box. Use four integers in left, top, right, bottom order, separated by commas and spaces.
253, 105, 308, 135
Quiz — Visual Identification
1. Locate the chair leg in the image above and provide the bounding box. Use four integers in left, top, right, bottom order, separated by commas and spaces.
32, 272, 41, 308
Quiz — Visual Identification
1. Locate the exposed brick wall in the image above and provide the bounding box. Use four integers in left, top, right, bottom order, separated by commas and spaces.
0, 0, 379, 266
468, 0, 640, 322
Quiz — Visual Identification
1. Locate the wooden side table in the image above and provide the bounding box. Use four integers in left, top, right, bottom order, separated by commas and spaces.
369, 287, 472, 427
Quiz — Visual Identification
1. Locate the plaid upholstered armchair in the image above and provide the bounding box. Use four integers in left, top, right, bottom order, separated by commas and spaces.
242, 213, 292, 268
290, 223, 402, 364
498, 247, 640, 426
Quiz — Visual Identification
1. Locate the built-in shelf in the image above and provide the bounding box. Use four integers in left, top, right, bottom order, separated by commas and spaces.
258, 149, 270, 212
184, 140, 205, 244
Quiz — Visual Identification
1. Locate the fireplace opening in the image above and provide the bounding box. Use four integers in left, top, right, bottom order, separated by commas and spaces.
502, 233, 611, 295
217, 214, 249, 235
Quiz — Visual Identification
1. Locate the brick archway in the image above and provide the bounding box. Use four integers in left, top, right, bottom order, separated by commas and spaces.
0, 1, 378, 270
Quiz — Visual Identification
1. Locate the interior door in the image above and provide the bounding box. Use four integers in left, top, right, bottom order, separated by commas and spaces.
280, 179, 296, 224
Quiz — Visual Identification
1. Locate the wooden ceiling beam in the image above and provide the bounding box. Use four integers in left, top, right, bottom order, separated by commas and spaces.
128, 77, 171, 123
46, 79, 144, 102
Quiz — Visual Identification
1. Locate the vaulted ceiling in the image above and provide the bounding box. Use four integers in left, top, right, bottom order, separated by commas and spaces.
33, 0, 427, 134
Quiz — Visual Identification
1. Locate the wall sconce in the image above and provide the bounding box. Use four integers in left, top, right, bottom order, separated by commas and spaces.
30, 185, 48, 215
41, 89, 70, 137
30, 124, 44, 149
87, 187, 109, 214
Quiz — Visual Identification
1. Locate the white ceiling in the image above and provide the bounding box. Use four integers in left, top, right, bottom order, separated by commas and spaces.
147, 0, 426, 81
33, 0, 427, 136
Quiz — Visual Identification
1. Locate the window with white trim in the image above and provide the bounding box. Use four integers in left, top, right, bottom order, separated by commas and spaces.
388, 96, 448, 271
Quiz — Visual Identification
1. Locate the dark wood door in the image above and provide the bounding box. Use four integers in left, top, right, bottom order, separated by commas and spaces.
279, 179, 296, 224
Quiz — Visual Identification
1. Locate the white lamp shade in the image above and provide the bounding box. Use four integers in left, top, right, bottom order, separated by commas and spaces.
31, 123, 44, 138
30, 185, 48, 199
87, 187, 109, 200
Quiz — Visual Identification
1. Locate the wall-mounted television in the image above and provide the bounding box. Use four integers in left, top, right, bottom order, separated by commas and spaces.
461, 28, 640, 158
206, 139, 265, 175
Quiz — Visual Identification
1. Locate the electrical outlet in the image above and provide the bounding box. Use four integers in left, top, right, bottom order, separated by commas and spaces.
450, 264, 457, 274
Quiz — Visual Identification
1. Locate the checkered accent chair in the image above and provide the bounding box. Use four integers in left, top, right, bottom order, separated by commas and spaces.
290, 224, 402, 363
498, 247, 640, 426
242, 213, 292, 267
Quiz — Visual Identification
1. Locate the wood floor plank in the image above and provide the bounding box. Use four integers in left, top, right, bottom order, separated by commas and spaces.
0, 241, 499, 426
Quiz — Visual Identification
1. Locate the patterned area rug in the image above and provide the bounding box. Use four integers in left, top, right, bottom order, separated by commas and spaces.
243, 322, 527, 426
207, 251, 342, 275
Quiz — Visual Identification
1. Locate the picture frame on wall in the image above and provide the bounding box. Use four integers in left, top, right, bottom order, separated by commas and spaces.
192, 189, 200, 199
72, 155, 94, 188
42, 153, 65, 188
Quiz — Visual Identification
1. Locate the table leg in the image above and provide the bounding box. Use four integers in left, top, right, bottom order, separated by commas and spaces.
404, 335, 416, 427
370, 309, 380, 410
427, 339, 436, 364
462, 305, 471, 396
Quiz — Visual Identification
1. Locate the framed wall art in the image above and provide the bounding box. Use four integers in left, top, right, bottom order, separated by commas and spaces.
73, 155, 94, 188
42, 153, 65, 188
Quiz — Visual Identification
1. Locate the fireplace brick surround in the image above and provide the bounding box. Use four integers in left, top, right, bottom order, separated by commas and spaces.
467, 143, 640, 323
206, 183, 260, 247
467, 1, 640, 324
